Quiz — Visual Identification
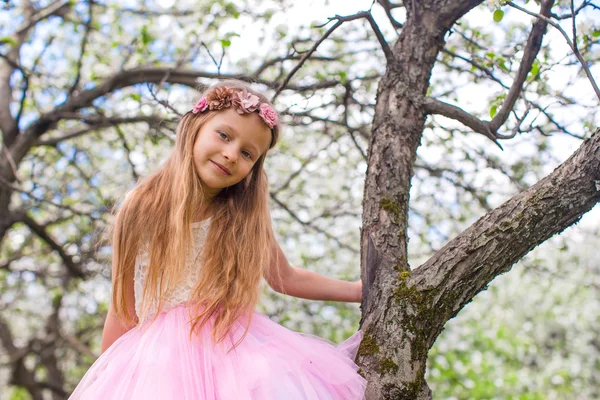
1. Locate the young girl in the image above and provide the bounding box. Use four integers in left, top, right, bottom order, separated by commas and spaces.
69, 80, 366, 399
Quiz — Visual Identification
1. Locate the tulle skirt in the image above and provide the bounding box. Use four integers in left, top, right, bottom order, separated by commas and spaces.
69, 305, 366, 399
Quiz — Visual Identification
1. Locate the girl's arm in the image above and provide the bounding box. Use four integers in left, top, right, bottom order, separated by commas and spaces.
100, 303, 135, 354
100, 262, 138, 354
265, 241, 362, 303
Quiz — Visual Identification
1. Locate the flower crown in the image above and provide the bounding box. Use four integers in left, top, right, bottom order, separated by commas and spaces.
191, 87, 278, 129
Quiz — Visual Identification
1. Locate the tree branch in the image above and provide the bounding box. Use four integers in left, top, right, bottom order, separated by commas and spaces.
22, 214, 86, 278
34, 115, 175, 146
0, 66, 353, 179
490, 0, 554, 131
269, 192, 359, 253
507, 1, 600, 102
273, 12, 369, 101
376, 0, 404, 30
411, 128, 600, 345
426, 0, 554, 147
273, 10, 393, 101
364, 12, 394, 63
423, 97, 502, 148
68, 0, 92, 96
15, 0, 71, 36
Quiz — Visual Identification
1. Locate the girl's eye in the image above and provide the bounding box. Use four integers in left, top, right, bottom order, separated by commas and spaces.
242, 151, 252, 160
218, 131, 228, 140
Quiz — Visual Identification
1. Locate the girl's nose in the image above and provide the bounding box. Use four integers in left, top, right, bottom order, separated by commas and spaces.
223, 148, 237, 163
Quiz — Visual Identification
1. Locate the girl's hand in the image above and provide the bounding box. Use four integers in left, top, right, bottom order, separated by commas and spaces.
353, 280, 363, 303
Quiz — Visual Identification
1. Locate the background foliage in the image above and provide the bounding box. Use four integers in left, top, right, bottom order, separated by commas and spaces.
0, 0, 598, 398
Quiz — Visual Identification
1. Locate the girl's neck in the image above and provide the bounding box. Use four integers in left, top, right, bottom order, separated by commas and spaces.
193, 203, 214, 223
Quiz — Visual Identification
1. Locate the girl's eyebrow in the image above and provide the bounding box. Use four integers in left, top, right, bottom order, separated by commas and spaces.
217, 123, 261, 155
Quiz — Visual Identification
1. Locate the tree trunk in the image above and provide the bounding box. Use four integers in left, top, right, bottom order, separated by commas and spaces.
356, 1, 599, 399
358, 1, 485, 398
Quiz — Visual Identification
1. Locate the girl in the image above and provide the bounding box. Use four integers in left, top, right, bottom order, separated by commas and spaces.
70, 80, 366, 399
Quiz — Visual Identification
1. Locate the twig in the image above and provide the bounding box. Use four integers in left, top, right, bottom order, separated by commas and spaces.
507, 1, 600, 101
0, 175, 92, 215
200, 41, 223, 75
1, 146, 21, 181
423, 98, 503, 149
364, 12, 394, 63
570, 0, 578, 54
22, 214, 86, 278
272, 11, 392, 101
270, 192, 359, 253
16, 36, 55, 126
146, 82, 183, 116
490, 0, 553, 132
376, 0, 404, 30
68, 0, 93, 96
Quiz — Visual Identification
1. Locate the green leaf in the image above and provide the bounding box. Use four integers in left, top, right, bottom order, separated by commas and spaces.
220, 39, 231, 48
224, 2, 239, 18
530, 62, 540, 77
141, 26, 152, 46
0, 36, 17, 47
592, 30, 600, 38
493, 9, 504, 23
490, 105, 498, 118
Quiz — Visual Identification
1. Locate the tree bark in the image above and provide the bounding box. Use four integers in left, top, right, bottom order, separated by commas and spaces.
358, 1, 484, 398
353, 0, 596, 399
411, 128, 600, 336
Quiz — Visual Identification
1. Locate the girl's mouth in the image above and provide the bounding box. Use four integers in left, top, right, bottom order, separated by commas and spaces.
211, 161, 231, 175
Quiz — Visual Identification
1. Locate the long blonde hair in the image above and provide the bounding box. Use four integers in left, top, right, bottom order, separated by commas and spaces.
111, 80, 280, 343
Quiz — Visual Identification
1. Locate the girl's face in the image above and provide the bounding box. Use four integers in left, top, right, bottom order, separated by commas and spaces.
193, 107, 272, 199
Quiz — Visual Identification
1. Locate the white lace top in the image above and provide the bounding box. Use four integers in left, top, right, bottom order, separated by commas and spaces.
133, 219, 211, 322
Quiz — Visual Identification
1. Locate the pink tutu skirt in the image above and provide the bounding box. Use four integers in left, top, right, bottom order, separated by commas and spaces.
70, 305, 366, 399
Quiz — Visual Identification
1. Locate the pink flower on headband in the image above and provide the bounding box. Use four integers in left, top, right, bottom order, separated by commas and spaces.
192, 97, 208, 114
191, 87, 278, 129
233, 89, 260, 114
258, 103, 278, 128
207, 87, 232, 110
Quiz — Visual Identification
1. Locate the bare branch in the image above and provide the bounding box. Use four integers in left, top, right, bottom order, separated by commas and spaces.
0, 176, 95, 216
273, 132, 343, 194
272, 13, 362, 101
114, 124, 140, 182
15, 0, 71, 36
441, 48, 509, 89
507, 1, 600, 101
68, 0, 92, 96
376, 0, 404, 30
570, 0, 578, 54
34, 115, 175, 146
364, 12, 394, 63
22, 214, 86, 278
200, 41, 224, 74
270, 192, 359, 254
423, 97, 502, 148
16, 35, 55, 128
255, 54, 339, 77
273, 11, 392, 101
147, 82, 183, 117
489, 0, 553, 131
411, 128, 600, 346
551, 0, 595, 19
